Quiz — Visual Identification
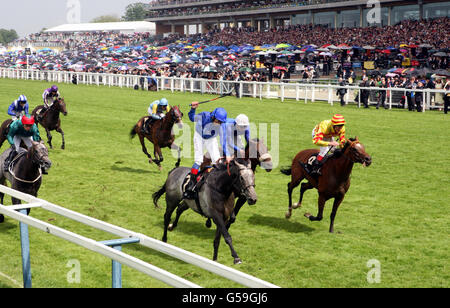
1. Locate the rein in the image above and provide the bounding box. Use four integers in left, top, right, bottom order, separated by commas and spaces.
8, 154, 42, 184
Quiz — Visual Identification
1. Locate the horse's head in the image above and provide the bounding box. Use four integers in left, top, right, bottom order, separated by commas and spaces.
344, 137, 372, 167
29, 141, 52, 172
168, 105, 183, 129
246, 138, 273, 172
230, 158, 257, 205
54, 98, 68, 116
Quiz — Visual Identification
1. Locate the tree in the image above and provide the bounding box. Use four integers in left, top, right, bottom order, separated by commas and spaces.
90, 14, 121, 23
0, 29, 18, 45
122, 2, 147, 21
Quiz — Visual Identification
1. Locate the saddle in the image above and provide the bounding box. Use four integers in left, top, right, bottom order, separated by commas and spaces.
4, 148, 27, 173
142, 116, 156, 135
181, 166, 213, 216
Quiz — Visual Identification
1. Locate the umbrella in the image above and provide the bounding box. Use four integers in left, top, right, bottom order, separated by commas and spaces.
433, 52, 448, 57
274, 66, 287, 71
363, 45, 375, 50
239, 67, 252, 72
432, 69, 450, 77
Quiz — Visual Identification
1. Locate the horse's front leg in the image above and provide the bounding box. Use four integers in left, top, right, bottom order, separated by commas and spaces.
305, 194, 326, 222
154, 145, 163, 171
329, 193, 345, 233
56, 127, 65, 150
212, 214, 241, 264
46, 128, 53, 149
170, 142, 181, 168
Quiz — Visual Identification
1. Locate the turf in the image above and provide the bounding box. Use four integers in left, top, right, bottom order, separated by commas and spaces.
0, 78, 448, 288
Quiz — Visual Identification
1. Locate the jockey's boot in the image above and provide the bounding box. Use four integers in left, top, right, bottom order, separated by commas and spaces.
3, 149, 17, 172
183, 171, 199, 200
310, 157, 325, 176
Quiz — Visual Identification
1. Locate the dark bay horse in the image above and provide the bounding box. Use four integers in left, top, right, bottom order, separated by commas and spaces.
281, 137, 372, 233
153, 158, 257, 264
0, 119, 14, 149
31, 97, 68, 149
0, 141, 51, 223
130, 106, 183, 170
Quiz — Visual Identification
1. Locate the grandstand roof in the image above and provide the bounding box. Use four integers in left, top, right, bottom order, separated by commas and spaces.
44, 21, 156, 34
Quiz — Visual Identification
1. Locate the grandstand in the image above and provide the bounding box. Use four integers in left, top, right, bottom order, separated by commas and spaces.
146, 0, 450, 35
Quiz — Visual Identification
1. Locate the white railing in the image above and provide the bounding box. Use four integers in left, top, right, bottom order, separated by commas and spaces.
0, 185, 279, 288
1, 68, 448, 112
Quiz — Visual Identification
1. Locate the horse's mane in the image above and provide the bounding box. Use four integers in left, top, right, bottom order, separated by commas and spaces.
329, 138, 357, 160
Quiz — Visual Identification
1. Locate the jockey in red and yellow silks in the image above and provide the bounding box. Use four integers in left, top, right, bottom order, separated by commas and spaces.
309, 114, 346, 175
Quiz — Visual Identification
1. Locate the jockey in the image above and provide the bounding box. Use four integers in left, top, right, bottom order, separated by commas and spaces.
225, 114, 250, 158
3, 116, 41, 172
142, 98, 171, 134
8, 95, 30, 120
39, 85, 60, 120
183, 102, 230, 199
308, 114, 346, 175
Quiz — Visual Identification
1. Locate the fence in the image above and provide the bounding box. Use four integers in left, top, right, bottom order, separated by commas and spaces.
0, 185, 279, 288
1, 68, 448, 112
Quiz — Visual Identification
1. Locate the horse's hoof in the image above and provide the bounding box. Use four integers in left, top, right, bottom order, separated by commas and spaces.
234, 258, 242, 265
158, 166, 163, 171
304, 213, 312, 218
205, 219, 212, 228
148, 159, 153, 164
168, 223, 174, 231
285, 211, 291, 219
61, 145, 65, 150
0, 214, 4, 223
292, 202, 301, 209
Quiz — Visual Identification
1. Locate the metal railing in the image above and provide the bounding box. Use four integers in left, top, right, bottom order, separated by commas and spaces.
1, 68, 448, 112
0, 185, 279, 288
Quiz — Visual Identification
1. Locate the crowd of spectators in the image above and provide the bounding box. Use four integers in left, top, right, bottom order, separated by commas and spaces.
1, 17, 448, 88
146, 0, 320, 18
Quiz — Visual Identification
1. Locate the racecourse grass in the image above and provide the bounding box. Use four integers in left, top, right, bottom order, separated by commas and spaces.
0, 78, 449, 288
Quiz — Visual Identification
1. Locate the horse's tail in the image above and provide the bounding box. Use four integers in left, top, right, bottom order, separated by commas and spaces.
280, 166, 292, 175
152, 183, 166, 209
130, 124, 137, 139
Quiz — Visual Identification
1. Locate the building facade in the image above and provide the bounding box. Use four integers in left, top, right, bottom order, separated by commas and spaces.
145, 0, 450, 35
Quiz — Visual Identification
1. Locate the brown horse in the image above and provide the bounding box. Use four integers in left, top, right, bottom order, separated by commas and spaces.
130, 105, 183, 170
280, 137, 372, 233
0, 119, 13, 150
31, 97, 68, 149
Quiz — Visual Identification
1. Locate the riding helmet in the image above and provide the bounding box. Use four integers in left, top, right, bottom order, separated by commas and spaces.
21, 116, 35, 125
235, 114, 249, 127
50, 85, 58, 92
18, 95, 28, 103
212, 108, 227, 123
331, 114, 346, 126
160, 98, 168, 106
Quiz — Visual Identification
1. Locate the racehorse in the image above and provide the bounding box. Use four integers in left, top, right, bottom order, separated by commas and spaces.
31, 97, 68, 149
152, 158, 257, 264
0, 141, 51, 223
280, 137, 371, 233
130, 106, 183, 170
200, 138, 273, 228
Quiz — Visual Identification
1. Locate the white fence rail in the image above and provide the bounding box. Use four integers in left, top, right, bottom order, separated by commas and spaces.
0, 185, 279, 288
1, 68, 448, 112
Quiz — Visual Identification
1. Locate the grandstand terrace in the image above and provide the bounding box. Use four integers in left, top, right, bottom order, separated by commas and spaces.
146, 0, 450, 35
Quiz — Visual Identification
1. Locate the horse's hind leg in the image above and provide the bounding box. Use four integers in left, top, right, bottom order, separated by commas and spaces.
285, 176, 302, 219
168, 202, 189, 231
56, 127, 65, 149
162, 199, 178, 242
138, 135, 153, 164
305, 194, 326, 223
293, 182, 313, 209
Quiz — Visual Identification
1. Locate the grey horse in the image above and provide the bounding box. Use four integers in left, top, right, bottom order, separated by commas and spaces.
153, 158, 257, 264
0, 141, 51, 223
